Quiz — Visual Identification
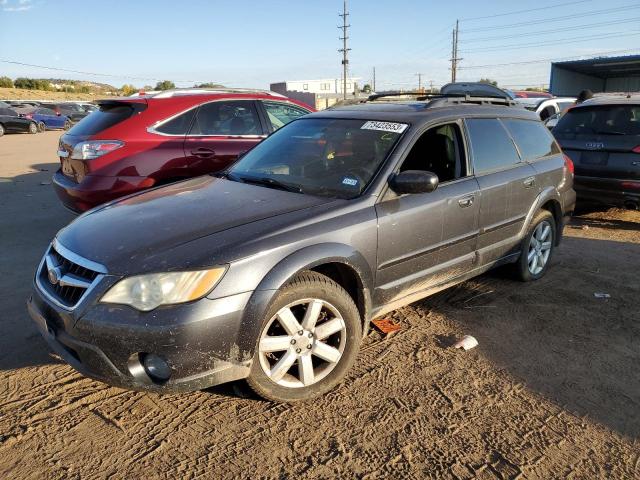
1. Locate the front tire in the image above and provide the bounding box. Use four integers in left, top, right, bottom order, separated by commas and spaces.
515, 210, 556, 281
63, 120, 71, 131
28, 122, 38, 134
0, 123, 4, 137
246, 271, 361, 402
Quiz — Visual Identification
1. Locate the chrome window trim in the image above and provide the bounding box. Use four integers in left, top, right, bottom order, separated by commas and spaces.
34, 239, 107, 311
147, 98, 267, 138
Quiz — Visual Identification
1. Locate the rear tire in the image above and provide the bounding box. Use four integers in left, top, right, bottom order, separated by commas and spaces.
28, 122, 38, 134
0, 123, 4, 137
514, 210, 556, 282
246, 271, 362, 403
63, 120, 71, 131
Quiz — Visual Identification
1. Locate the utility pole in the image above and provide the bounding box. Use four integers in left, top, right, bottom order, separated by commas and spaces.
429, 80, 434, 93
338, 0, 351, 100
450, 19, 460, 82
372, 66, 376, 92
415, 73, 424, 92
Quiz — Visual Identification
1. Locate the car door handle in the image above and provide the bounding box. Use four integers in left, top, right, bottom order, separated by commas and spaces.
523, 176, 536, 188
190, 148, 216, 158
458, 195, 474, 208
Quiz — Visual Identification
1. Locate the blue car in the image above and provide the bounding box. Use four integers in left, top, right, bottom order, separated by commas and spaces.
18, 106, 71, 130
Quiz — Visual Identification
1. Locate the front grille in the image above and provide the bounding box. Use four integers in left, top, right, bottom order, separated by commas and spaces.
37, 243, 102, 309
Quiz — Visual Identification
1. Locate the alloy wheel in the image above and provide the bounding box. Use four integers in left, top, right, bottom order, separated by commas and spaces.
527, 220, 553, 275
258, 298, 346, 388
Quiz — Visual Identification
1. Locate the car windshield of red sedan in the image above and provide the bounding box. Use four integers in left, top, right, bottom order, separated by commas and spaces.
226, 118, 407, 199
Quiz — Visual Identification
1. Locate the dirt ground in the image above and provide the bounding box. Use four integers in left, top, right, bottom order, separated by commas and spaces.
1, 131, 639, 479
0, 87, 97, 102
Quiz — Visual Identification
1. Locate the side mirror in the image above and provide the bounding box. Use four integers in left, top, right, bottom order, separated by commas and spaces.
389, 170, 439, 194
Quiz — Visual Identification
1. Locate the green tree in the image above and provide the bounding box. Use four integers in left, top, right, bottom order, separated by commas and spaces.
120, 84, 137, 96
155, 80, 176, 91
195, 82, 225, 88
361, 84, 372, 93
479, 78, 498, 86
0, 76, 14, 88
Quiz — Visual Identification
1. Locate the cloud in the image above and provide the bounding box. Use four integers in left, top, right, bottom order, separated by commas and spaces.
2, 0, 33, 11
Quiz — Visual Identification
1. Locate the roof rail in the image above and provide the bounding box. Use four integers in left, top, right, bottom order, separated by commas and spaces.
151, 88, 286, 99
367, 92, 517, 106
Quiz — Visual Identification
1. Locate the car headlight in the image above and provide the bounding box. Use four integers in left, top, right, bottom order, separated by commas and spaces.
101, 267, 226, 311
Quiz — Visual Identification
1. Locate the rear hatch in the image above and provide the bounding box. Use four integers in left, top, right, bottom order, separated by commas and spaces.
58, 99, 147, 183
553, 104, 640, 180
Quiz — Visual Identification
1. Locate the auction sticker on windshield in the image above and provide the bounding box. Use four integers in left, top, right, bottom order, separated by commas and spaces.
361, 121, 408, 134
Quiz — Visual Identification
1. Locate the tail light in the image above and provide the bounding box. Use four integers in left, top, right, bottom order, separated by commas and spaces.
25, 114, 33, 119
621, 181, 640, 190
563, 154, 574, 175
632, 145, 640, 153
71, 140, 124, 160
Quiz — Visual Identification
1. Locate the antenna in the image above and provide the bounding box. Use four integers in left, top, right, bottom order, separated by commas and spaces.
338, 0, 351, 100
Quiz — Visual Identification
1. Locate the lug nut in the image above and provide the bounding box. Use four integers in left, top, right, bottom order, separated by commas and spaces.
290, 339, 296, 345
298, 330, 304, 335
308, 333, 313, 338
296, 348, 301, 354
307, 345, 312, 349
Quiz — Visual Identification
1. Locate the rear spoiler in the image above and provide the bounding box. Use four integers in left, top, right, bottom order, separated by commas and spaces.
96, 98, 148, 113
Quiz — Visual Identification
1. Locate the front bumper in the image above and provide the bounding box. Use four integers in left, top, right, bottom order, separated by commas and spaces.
27, 285, 254, 393
574, 175, 640, 207
52, 170, 153, 213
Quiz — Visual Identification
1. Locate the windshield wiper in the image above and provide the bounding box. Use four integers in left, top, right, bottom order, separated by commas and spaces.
235, 175, 303, 194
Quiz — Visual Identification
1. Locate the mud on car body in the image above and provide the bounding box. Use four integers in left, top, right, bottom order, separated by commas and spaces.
28, 93, 575, 402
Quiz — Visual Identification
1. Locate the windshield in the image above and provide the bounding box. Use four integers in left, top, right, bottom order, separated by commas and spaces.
554, 104, 640, 136
227, 118, 407, 199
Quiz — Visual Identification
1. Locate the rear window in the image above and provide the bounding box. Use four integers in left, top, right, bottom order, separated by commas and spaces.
466, 118, 521, 174
554, 105, 640, 136
67, 103, 142, 136
502, 118, 560, 161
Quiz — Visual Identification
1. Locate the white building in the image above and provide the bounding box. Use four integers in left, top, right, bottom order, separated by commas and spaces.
270, 77, 361, 96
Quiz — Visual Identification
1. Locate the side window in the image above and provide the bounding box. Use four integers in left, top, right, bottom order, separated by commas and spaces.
263, 102, 309, 131
189, 101, 261, 136
155, 109, 196, 135
400, 123, 466, 183
466, 118, 520, 175
502, 118, 560, 161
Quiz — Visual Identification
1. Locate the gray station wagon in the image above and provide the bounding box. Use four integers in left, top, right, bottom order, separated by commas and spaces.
28, 93, 576, 402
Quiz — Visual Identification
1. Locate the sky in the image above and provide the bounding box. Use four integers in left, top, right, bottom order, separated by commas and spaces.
0, 0, 639, 90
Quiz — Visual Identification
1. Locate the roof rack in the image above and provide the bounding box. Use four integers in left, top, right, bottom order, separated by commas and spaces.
151, 88, 286, 99
367, 92, 517, 106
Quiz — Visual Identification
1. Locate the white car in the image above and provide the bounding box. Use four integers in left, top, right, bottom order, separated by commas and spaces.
516, 97, 576, 120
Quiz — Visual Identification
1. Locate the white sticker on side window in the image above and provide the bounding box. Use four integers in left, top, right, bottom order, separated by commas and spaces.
361, 121, 408, 134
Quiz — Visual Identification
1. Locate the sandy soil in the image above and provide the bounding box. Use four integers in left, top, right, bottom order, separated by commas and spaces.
1, 132, 639, 479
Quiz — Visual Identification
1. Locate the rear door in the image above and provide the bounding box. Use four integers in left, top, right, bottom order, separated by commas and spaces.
183, 100, 266, 175
465, 118, 539, 264
553, 104, 640, 181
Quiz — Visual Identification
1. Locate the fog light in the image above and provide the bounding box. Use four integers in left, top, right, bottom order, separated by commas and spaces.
142, 353, 171, 382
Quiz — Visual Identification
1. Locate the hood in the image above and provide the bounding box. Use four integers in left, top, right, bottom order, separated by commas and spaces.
56, 176, 334, 274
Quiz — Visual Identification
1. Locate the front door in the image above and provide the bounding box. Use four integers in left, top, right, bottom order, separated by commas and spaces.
183, 100, 266, 175
375, 122, 480, 309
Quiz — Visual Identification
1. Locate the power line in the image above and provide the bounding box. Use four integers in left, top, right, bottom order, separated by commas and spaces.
460, 17, 640, 43
460, 30, 640, 53
458, 48, 640, 70
460, 0, 592, 21
461, 3, 640, 32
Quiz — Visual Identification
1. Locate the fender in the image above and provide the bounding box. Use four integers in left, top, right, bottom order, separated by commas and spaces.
235, 243, 375, 354
520, 186, 563, 245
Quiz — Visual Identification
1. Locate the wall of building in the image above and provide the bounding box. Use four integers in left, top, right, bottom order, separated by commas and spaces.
605, 77, 640, 93
550, 67, 605, 96
271, 78, 359, 95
